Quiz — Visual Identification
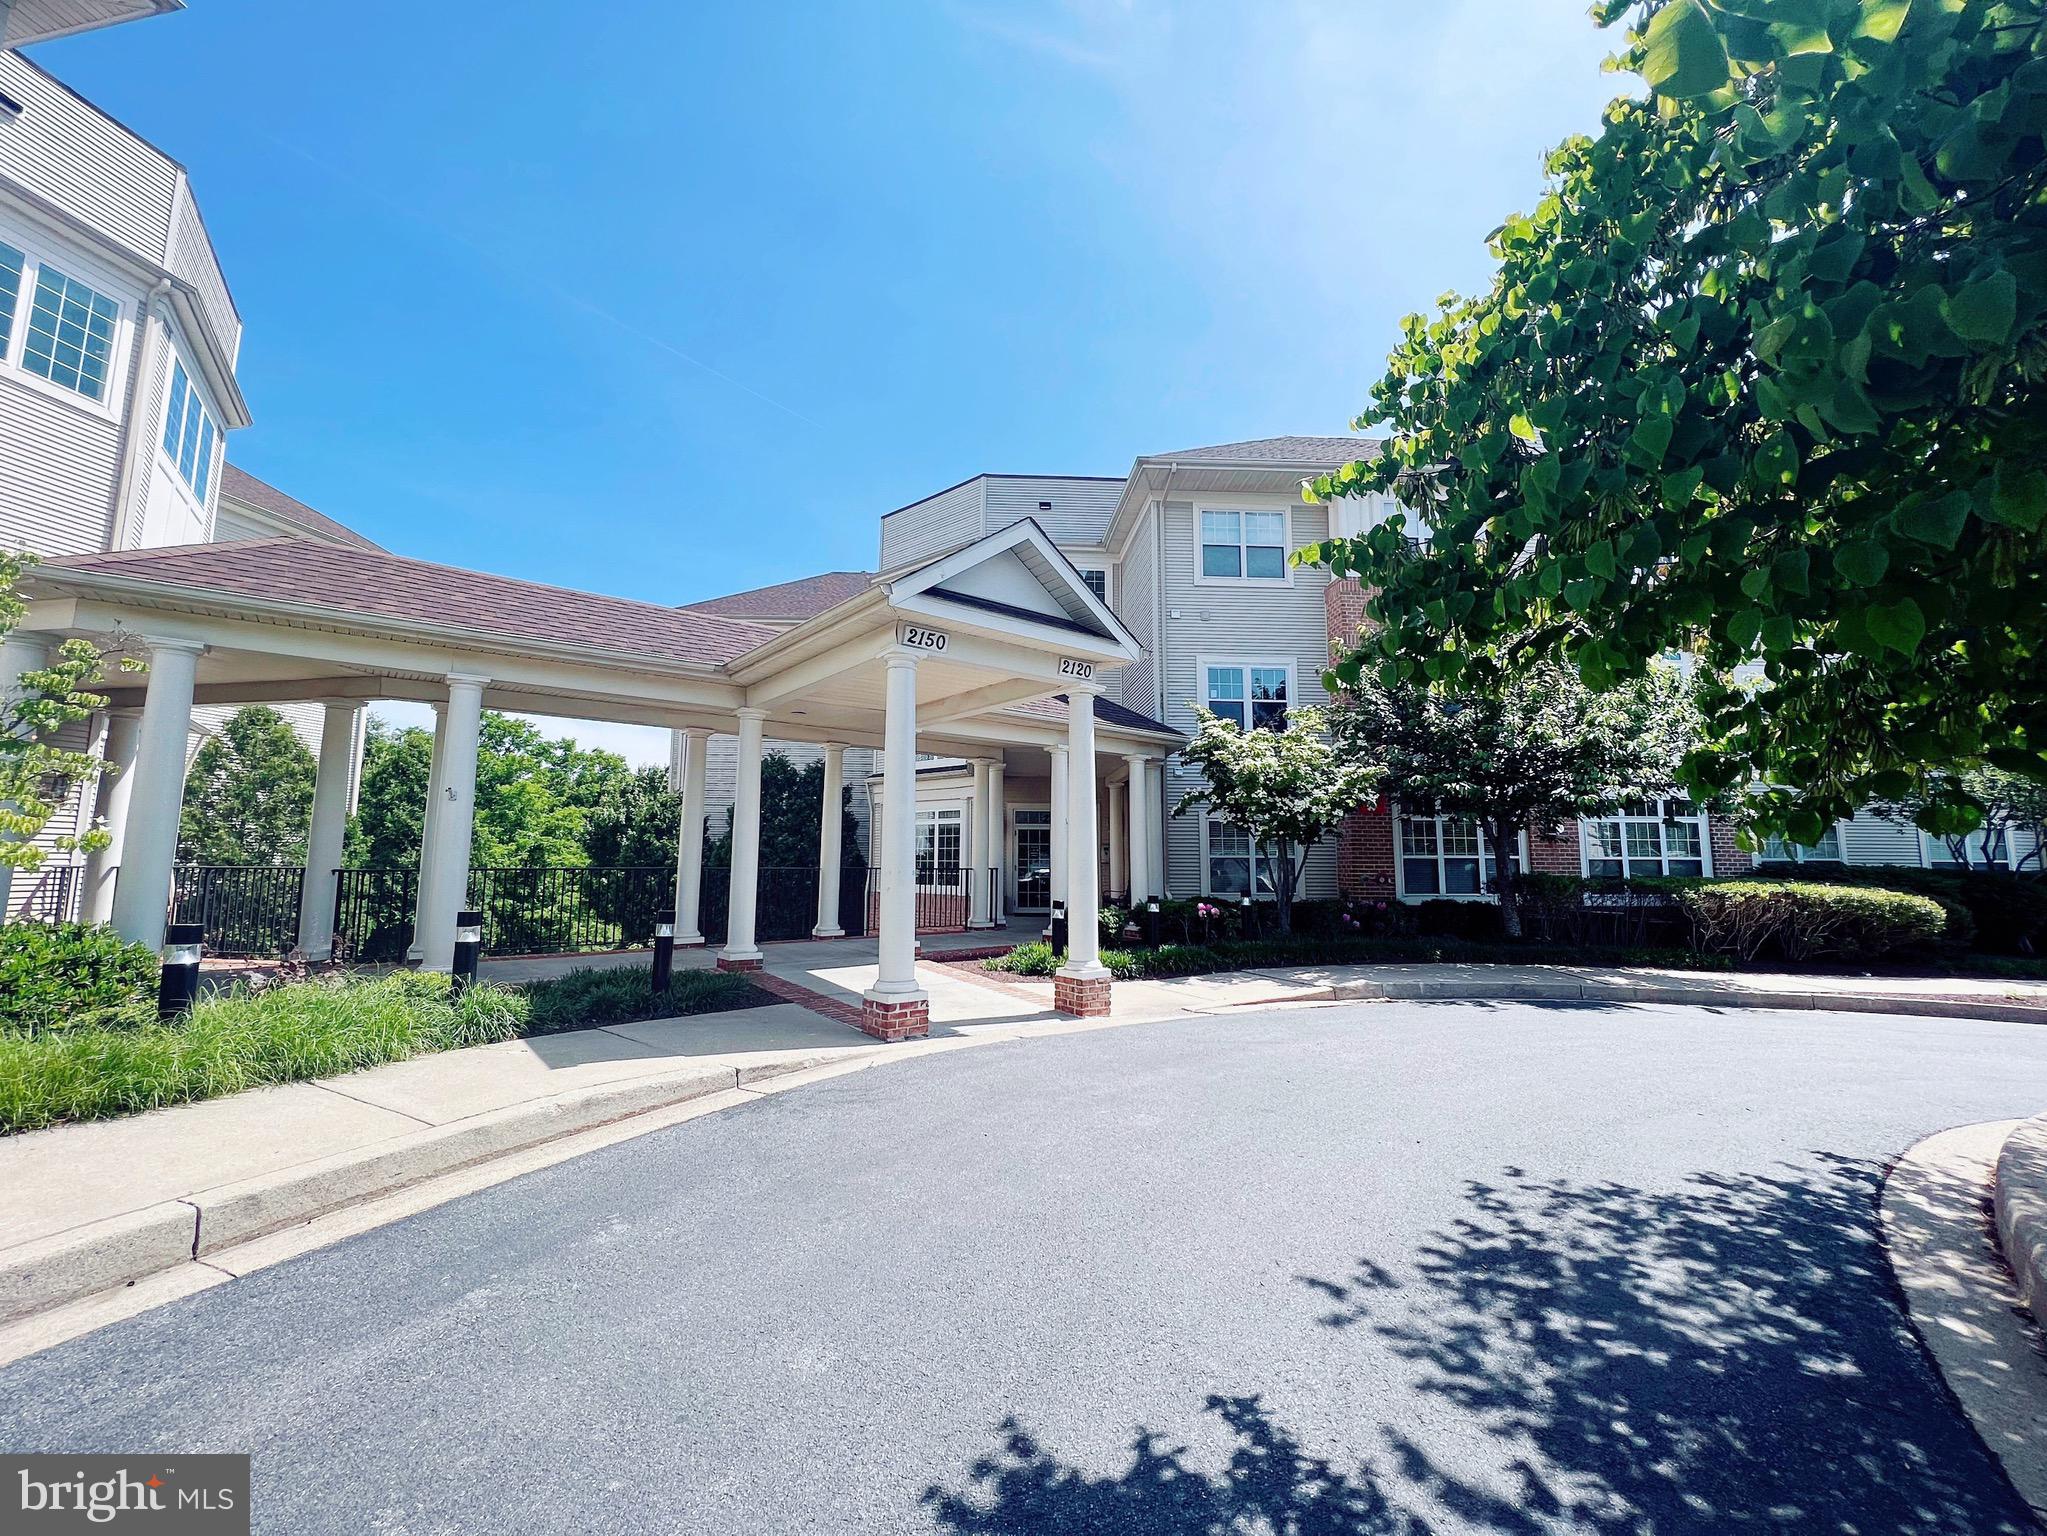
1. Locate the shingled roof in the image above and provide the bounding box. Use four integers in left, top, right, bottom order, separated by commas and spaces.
1008, 693, 1177, 736
219, 466, 382, 552
34, 539, 779, 669
684, 571, 873, 623
1149, 435, 1380, 467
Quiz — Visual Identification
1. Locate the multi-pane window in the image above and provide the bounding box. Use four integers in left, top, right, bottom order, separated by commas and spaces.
160, 360, 218, 500
1199, 509, 1287, 580
915, 807, 962, 881
1584, 800, 1708, 878
22, 264, 117, 400
1760, 824, 1843, 863
1399, 814, 1519, 896
1206, 819, 1274, 897
1929, 828, 2011, 868
1077, 568, 1108, 605
0, 242, 23, 357
1204, 663, 1288, 731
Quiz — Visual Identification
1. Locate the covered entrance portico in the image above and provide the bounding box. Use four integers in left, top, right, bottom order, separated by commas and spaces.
17, 520, 1176, 1038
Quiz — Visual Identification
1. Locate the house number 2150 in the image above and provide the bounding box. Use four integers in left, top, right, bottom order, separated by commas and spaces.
899, 625, 948, 652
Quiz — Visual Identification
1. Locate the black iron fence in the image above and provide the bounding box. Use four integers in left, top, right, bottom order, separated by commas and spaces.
333, 867, 419, 963
172, 865, 305, 957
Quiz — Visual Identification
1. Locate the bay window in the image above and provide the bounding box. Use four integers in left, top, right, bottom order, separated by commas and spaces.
161, 360, 219, 500
1584, 800, 1708, 878
1399, 814, 1520, 896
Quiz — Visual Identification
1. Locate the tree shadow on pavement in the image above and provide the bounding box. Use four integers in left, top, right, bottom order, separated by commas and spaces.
923, 1157, 2034, 1534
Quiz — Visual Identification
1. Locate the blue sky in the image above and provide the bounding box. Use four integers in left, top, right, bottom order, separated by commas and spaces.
35, 1, 1621, 762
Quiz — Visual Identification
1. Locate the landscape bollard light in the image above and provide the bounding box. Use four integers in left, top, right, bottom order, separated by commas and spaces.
652, 921, 675, 996
1146, 900, 1161, 948
1050, 900, 1068, 959
1241, 893, 1256, 941
452, 909, 482, 998
158, 922, 203, 1020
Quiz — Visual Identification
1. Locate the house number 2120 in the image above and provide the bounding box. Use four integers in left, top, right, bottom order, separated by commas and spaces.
1059, 658, 1094, 680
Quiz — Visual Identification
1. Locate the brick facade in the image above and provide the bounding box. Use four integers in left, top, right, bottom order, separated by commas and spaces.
1325, 576, 1370, 654
860, 996, 930, 1041
1337, 801, 1397, 898
1707, 814, 1752, 878
1528, 828, 1582, 874
715, 955, 763, 972
1053, 972, 1113, 1017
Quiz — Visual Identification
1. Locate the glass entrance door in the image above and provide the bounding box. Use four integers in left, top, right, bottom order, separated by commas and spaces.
1014, 810, 1051, 911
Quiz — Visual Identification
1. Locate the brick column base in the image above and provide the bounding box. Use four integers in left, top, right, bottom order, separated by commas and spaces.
860, 996, 930, 1041
1054, 972, 1113, 1017
716, 955, 764, 973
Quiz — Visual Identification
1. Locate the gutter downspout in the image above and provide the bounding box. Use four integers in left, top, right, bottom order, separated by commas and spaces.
108, 278, 173, 552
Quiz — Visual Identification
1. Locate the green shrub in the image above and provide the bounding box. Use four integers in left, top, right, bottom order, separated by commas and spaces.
1654, 880, 1946, 963
0, 972, 530, 1134
1412, 899, 1506, 942
1099, 904, 1130, 949
519, 964, 769, 1034
1780, 866, 2047, 952
0, 922, 160, 1035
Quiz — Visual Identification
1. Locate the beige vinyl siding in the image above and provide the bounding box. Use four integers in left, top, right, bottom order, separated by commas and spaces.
165, 177, 240, 365
1159, 497, 1340, 901
0, 53, 178, 263
1113, 502, 1159, 718
1838, 808, 1924, 865
880, 479, 985, 569
983, 476, 1119, 547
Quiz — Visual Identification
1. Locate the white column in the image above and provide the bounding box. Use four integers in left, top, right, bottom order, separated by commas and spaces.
990, 760, 1007, 926
1107, 778, 1127, 902
721, 706, 768, 967
408, 702, 450, 962
674, 727, 709, 944
416, 675, 486, 971
1048, 742, 1069, 927
295, 701, 360, 959
0, 632, 51, 917
1124, 754, 1152, 907
1058, 686, 1108, 979
866, 651, 925, 1005
813, 741, 847, 939
967, 757, 994, 928
81, 709, 142, 925
110, 637, 204, 951
1149, 760, 1168, 897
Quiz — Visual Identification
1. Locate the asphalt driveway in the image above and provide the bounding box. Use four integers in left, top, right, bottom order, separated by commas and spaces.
4, 1000, 2046, 1534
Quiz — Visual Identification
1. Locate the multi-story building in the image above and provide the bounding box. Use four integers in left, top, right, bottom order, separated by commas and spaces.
0, 4, 371, 916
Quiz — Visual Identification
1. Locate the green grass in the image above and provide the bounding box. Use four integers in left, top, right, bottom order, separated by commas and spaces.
0, 963, 772, 1136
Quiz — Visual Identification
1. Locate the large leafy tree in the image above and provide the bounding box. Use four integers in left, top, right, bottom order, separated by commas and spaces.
177, 706, 318, 866
705, 752, 865, 873
2, 551, 118, 888
1336, 664, 1702, 936
1172, 706, 1380, 936
1304, 0, 2047, 849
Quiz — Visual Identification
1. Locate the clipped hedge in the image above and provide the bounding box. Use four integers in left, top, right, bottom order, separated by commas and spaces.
1781, 866, 2045, 954
0, 922, 160, 1036
1651, 879, 1946, 964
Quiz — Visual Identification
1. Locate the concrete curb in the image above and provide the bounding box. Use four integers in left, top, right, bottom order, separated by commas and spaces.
1329, 977, 2047, 1024
1994, 1112, 2047, 1333
0, 1052, 853, 1327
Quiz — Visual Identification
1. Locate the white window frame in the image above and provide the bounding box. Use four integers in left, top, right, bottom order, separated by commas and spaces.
1195, 654, 1295, 734
1580, 799, 1713, 879
913, 804, 965, 880
0, 211, 133, 424
1393, 811, 1528, 901
1198, 810, 1281, 900
1922, 827, 2014, 870
1073, 564, 1111, 608
1193, 502, 1293, 587
157, 348, 221, 507
1758, 822, 1845, 864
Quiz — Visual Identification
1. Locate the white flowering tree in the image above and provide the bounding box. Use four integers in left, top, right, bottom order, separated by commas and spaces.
1173, 704, 1381, 937
1336, 663, 1701, 937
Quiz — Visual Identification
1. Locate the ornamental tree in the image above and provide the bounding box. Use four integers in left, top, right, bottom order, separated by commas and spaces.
1872, 765, 2047, 871
1335, 663, 1703, 937
2, 551, 117, 886
1172, 705, 1381, 935
1303, 0, 2047, 849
